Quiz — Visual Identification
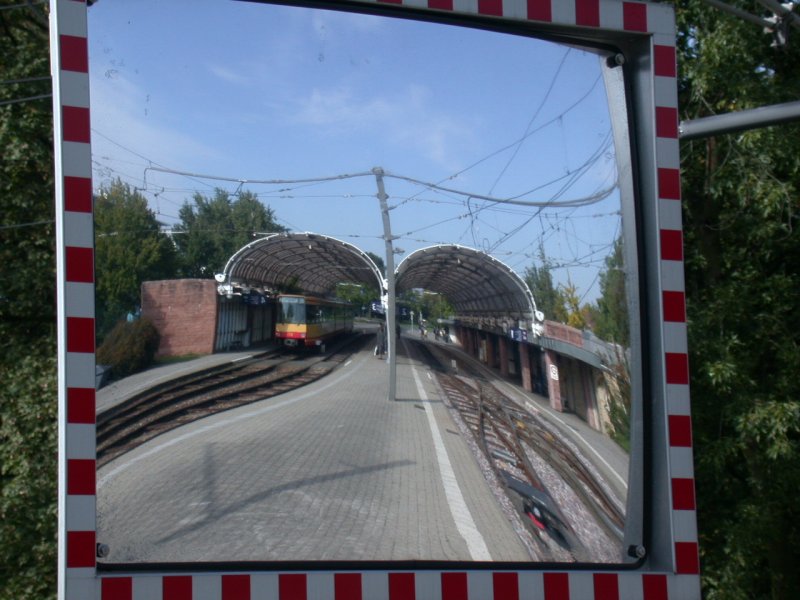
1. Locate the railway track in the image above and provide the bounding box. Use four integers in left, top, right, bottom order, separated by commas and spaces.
96, 333, 368, 468
411, 339, 625, 562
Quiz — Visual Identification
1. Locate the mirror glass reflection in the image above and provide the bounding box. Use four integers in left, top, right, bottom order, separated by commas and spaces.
91, 0, 635, 564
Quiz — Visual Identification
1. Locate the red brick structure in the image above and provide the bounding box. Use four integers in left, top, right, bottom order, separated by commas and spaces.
141, 279, 218, 357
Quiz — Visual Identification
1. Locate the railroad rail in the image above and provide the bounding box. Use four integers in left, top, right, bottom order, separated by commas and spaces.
411, 339, 625, 562
96, 333, 367, 468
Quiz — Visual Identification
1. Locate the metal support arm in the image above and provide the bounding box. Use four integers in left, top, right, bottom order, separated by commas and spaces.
679, 100, 800, 140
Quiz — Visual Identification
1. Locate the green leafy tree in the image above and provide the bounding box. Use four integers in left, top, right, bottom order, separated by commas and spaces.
172, 189, 286, 278
676, 1, 800, 598
336, 282, 380, 313
523, 247, 568, 322
0, 4, 58, 598
593, 236, 628, 346
366, 251, 386, 277
94, 180, 178, 339
558, 278, 594, 331
0, 3, 54, 347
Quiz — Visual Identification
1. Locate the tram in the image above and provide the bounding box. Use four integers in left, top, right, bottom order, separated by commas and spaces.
274, 294, 354, 349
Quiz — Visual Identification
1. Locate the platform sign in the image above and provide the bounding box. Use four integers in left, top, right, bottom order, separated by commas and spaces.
53, 0, 697, 598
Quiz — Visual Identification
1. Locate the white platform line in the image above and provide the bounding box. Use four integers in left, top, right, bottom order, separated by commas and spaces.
410, 365, 492, 561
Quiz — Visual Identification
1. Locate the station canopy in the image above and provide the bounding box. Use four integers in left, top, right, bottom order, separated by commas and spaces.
395, 245, 537, 321
216, 234, 537, 321
216, 232, 383, 297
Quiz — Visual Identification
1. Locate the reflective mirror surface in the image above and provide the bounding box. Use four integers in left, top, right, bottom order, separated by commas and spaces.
91, 0, 636, 564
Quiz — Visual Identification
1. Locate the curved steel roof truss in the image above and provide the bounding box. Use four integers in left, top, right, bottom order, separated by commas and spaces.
217, 232, 384, 297
395, 245, 537, 320
218, 237, 537, 324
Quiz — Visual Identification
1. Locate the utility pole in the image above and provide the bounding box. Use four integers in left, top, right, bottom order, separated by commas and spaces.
373, 167, 397, 401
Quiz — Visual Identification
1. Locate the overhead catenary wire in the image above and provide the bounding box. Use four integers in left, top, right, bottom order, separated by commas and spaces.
0, 93, 52, 107
91, 129, 621, 302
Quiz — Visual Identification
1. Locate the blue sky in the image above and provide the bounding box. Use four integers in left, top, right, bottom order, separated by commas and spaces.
88, 0, 622, 305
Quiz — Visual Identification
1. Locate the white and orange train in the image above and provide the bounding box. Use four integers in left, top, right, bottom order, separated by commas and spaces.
274, 294, 355, 350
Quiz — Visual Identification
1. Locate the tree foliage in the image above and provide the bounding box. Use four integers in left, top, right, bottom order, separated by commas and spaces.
96, 318, 161, 379
172, 189, 286, 278
0, 3, 57, 598
0, 2, 54, 347
676, 1, 800, 597
524, 247, 568, 322
592, 236, 628, 346
0, 345, 57, 600
94, 180, 178, 339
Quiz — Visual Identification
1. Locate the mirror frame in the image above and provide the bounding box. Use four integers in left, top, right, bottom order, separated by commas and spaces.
53, 0, 698, 598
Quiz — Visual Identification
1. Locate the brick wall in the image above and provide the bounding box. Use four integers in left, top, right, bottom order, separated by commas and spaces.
141, 279, 218, 357
544, 320, 584, 347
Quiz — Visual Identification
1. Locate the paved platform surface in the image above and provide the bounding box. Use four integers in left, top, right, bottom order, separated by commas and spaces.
96, 334, 531, 563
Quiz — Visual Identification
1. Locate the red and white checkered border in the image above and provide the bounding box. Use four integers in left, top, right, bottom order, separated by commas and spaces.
52, 0, 698, 598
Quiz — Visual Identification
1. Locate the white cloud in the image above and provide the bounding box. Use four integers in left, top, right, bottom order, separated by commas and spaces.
207, 64, 251, 86
291, 83, 477, 171
89, 71, 222, 172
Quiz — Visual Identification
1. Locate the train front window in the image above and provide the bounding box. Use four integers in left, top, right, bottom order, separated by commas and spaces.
278, 298, 305, 324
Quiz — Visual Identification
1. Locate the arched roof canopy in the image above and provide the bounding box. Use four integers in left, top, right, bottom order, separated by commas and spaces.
395, 245, 538, 321
216, 232, 383, 297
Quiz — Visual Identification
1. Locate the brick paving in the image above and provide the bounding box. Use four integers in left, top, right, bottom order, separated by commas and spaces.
96, 336, 531, 563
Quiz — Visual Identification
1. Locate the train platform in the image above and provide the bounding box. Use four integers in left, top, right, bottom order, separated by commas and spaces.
96, 346, 277, 415
95, 328, 629, 564
95, 331, 537, 563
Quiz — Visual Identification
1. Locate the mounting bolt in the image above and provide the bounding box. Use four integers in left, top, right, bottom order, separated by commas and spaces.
607, 53, 625, 68
96, 543, 110, 558
628, 544, 646, 559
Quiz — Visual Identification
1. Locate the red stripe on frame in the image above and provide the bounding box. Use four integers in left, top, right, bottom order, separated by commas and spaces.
67, 459, 95, 495
66, 246, 94, 283
654, 45, 677, 78
544, 572, 569, 600
62, 105, 91, 144
576, 0, 600, 27
67, 387, 95, 423
663, 290, 686, 322
441, 573, 467, 600
60, 34, 89, 73
428, 0, 453, 9
64, 176, 93, 213
163, 576, 193, 600
669, 414, 693, 447
660, 229, 683, 261
102, 577, 132, 600
656, 106, 679, 139
675, 541, 701, 574
658, 167, 681, 200
593, 573, 619, 600
478, 0, 503, 16
389, 573, 415, 600
279, 574, 307, 600
222, 574, 250, 600
642, 574, 668, 600
335, 573, 361, 600
66, 530, 95, 568
665, 352, 689, 385
672, 477, 697, 510
622, 2, 647, 31
67, 317, 95, 353
493, 572, 519, 600
528, 0, 552, 21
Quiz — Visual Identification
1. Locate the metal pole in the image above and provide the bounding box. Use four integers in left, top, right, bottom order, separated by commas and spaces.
679, 100, 800, 140
373, 167, 397, 401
